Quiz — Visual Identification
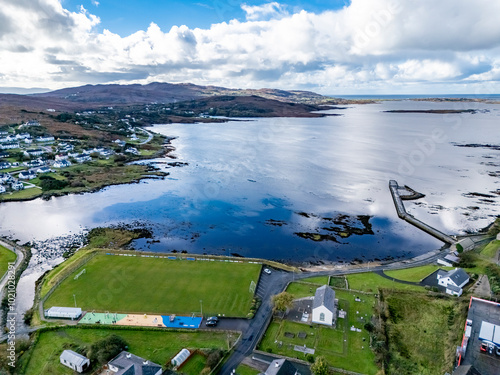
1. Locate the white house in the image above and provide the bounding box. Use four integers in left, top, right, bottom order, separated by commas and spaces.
0, 185, 5, 194
36, 135, 55, 143
74, 154, 92, 163
60, 350, 90, 373
108, 351, 162, 375
312, 285, 336, 326
11, 182, 24, 190
0, 142, 19, 150
24, 149, 44, 158
36, 167, 52, 174
18, 171, 37, 180
437, 268, 469, 296
0, 162, 11, 170
125, 147, 140, 155
54, 160, 72, 168
0, 173, 11, 184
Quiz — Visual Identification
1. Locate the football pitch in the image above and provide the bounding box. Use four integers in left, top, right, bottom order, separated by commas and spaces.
45, 254, 261, 317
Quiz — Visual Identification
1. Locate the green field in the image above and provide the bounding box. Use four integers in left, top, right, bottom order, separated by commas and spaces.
0, 245, 16, 278
179, 353, 206, 375
383, 290, 467, 375
480, 239, 500, 258
236, 364, 261, 375
45, 254, 261, 317
384, 265, 450, 282
346, 272, 426, 292
20, 327, 228, 375
260, 282, 378, 374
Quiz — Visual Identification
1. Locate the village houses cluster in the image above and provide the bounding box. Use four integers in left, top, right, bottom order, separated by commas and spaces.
0, 119, 141, 195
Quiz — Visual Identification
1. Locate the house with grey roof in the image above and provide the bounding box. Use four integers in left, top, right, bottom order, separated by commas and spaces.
264, 359, 300, 375
312, 285, 336, 326
437, 268, 469, 296
60, 350, 90, 373
107, 351, 162, 375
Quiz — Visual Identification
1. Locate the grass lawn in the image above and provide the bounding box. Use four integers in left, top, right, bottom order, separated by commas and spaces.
346, 272, 426, 293
45, 254, 261, 317
0, 245, 16, 278
0, 187, 42, 201
480, 240, 500, 259
260, 282, 378, 374
383, 290, 468, 375
301, 276, 329, 285
21, 327, 228, 375
384, 265, 452, 282
236, 364, 261, 375
179, 353, 206, 375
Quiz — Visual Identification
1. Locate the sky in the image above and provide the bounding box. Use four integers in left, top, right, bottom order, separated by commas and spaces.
1, 0, 500, 95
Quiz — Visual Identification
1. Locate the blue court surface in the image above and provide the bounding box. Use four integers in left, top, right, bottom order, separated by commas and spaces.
162, 315, 202, 329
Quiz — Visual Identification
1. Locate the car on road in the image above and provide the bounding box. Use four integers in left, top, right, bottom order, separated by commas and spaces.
264, 268, 271, 274
207, 316, 219, 322
205, 320, 217, 327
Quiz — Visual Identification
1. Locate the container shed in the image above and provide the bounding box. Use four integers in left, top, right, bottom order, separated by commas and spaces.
45, 306, 82, 320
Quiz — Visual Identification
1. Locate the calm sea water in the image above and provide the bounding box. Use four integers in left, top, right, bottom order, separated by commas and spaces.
1, 100, 499, 265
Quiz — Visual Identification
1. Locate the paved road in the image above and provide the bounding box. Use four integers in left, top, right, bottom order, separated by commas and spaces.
217, 248, 445, 374
136, 127, 154, 145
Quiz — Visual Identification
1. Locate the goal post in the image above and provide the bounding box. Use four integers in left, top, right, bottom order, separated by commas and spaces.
249, 280, 256, 294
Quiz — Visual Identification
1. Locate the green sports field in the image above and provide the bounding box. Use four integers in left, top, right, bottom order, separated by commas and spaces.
0, 245, 16, 279
45, 254, 261, 317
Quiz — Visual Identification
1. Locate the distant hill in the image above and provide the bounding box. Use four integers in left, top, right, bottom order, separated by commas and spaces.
173, 95, 334, 118
31, 82, 325, 107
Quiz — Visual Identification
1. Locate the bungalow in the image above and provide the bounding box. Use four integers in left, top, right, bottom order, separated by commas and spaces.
437, 254, 460, 267
108, 351, 162, 375
114, 139, 126, 147
0, 185, 5, 194
0, 142, 20, 150
23, 160, 43, 168
53, 160, 72, 168
99, 149, 114, 158
0, 152, 9, 158
0, 162, 11, 170
18, 171, 37, 180
437, 268, 469, 296
35, 135, 55, 143
24, 138, 33, 144
125, 147, 140, 155
24, 149, 44, 158
60, 350, 90, 373
312, 285, 336, 326
0, 173, 12, 184
0, 131, 8, 136
24, 120, 40, 127
15, 133, 31, 140
36, 167, 52, 174
12, 182, 24, 190
74, 154, 92, 163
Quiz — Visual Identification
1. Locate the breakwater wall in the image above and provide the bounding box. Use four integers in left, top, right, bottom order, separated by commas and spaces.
389, 180, 455, 245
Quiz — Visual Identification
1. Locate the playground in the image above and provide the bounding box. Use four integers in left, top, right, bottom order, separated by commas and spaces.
78, 311, 202, 329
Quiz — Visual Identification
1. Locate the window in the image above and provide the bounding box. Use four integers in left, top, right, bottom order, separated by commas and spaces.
320, 313, 325, 321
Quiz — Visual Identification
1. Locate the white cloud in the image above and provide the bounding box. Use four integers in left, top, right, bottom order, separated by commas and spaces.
2, 0, 500, 93
241, 2, 288, 21
92, 0, 99, 6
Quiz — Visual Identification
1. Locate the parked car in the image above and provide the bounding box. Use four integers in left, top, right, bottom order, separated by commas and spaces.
205, 320, 217, 327
264, 268, 271, 274
207, 316, 219, 323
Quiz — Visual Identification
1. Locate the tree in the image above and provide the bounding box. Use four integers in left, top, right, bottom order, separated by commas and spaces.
272, 291, 294, 312
311, 356, 330, 375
